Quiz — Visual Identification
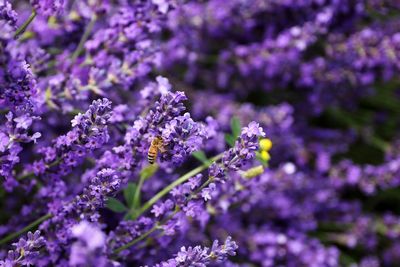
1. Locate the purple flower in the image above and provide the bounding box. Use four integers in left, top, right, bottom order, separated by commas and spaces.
30, 0, 65, 16
13, 115, 32, 129
154, 236, 238, 267
0, 132, 9, 152
156, 75, 172, 94
201, 183, 216, 201
209, 121, 265, 182
0, 231, 45, 266
152, 0, 171, 14
151, 200, 174, 218
161, 112, 207, 165
31, 98, 112, 182
242, 121, 265, 138
69, 221, 108, 266
0, 1, 17, 25
72, 221, 105, 250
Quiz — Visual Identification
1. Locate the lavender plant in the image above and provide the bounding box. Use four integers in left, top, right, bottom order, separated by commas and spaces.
1, 0, 400, 266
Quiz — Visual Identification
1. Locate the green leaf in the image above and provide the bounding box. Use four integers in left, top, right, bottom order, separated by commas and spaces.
123, 211, 137, 221
123, 183, 137, 209
225, 134, 236, 147
140, 164, 159, 180
106, 197, 127, 213
339, 252, 356, 266
192, 150, 210, 165
368, 135, 390, 152
230, 117, 242, 138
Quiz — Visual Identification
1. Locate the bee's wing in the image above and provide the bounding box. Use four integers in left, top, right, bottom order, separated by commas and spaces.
159, 146, 167, 153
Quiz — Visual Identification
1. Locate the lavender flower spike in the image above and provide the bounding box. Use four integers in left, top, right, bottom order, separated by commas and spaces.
209, 121, 265, 182
69, 221, 109, 267
0, 231, 45, 267
153, 236, 238, 267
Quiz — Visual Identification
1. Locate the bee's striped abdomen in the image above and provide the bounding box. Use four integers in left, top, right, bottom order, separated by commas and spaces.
148, 150, 157, 164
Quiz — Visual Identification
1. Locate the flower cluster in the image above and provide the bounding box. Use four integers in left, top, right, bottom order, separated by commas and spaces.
0, 231, 45, 267
153, 236, 238, 267
0, 1, 40, 189
30, 98, 112, 177
30, 0, 65, 17
69, 221, 108, 266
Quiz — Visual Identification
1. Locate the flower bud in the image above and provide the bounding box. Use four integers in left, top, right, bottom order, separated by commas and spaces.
259, 138, 273, 151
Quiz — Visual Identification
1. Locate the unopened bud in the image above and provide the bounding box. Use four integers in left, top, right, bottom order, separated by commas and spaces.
242, 165, 264, 179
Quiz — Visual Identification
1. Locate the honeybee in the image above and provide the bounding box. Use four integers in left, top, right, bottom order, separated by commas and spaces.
147, 136, 166, 164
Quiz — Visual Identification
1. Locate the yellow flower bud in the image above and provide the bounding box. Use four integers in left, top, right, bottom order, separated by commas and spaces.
206, 204, 217, 215
48, 16, 58, 28
242, 165, 265, 179
20, 31, 34, 41
260, 150, 271, 161
260, 138, 273, 151
69, 11, 80, 21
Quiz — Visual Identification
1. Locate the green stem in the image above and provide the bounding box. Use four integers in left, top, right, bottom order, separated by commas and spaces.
18, 158, 61, 181
124, 173, 147, 219
113, 223, 159, 255
0, 214, 51, 246
132, 153, 223, 220
71, 15, 97, 62
192, 178, 213, 196
113, 172, 219, 254
133, 174, 146, 208
17, 171, 34, 180
114, 209, 179, 255
14, 11, 37, 38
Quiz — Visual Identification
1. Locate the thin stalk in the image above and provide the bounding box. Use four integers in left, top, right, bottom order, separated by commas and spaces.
113, 223, 159, 255
71, 15, 97, 62
132, 153, 223, 220
113, 170, 220, 254
124, 172, 147, 220
17, 171, 34, 180
18, 158, 61, 180
14, 11, 37, 38
0, 214, 51, 246
191, 178, 213, 197
134, 174, 146, 207
113, 209, 179, 255
124, 164, 159, 219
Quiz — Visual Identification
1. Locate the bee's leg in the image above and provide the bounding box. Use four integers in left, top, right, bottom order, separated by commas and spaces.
159, 146, 167, 153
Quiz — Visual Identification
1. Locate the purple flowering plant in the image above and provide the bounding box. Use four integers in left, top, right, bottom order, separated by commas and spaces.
1, 0, 400, 266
